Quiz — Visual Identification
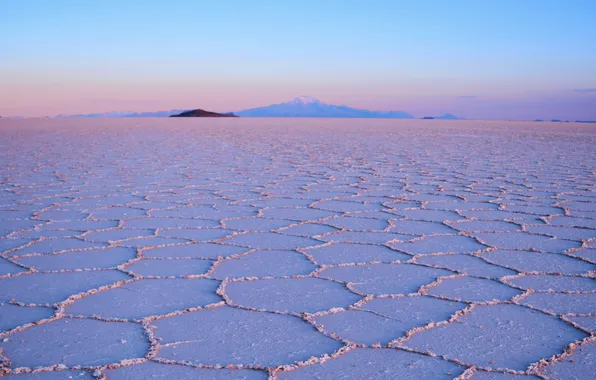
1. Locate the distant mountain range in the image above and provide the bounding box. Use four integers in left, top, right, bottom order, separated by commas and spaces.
54, 110, 188, 118
233, 96, 414, 118
44, 97, 466, 119
170, 109, 237, 118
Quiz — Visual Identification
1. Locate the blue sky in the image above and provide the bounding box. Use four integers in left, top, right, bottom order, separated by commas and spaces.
1, 0, 595, 119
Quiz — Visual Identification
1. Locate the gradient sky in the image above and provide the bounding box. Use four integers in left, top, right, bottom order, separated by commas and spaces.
1, 0, 596, 120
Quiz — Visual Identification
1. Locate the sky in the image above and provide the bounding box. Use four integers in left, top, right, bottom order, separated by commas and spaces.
1, 0, 595, 120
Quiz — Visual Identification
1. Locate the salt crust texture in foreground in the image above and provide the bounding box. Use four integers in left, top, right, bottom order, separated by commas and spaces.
0, 118, 595, 379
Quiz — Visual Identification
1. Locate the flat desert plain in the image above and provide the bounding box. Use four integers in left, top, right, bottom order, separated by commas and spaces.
0, 118, 595, 379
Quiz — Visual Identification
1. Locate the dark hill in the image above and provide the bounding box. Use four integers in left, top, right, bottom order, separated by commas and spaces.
170, 109, 238, 117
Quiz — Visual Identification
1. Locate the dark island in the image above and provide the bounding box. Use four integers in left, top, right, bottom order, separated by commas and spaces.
170, 109, 238, 118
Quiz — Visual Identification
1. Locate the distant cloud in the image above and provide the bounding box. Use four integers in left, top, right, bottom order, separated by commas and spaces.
456, 95, 477, 99
574, 88, 596, 93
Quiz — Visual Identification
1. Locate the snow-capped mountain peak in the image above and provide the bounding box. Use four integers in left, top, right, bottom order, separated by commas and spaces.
289, 96, 321, 105
235, 97, 414, 118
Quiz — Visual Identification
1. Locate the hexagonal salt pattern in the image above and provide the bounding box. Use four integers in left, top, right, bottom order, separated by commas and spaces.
1, 119, 595, 378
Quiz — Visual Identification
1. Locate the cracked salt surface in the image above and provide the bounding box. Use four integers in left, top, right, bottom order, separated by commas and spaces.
0, 303, 54, 333
539, 342, 596, 380
277, 348, 464, 379
0, 258, 27, 276
225, 277, 361, 313
66, 279, 221, 319
470, 372, 541, 379
143, 243, 247, 259
0, 119, 595, 378
480, 249, 595, 275
426, 276, 523, 302
14, 247, 137, 271
415, 254, 517, 278
0, 318, 147, 367
3, 370, 94, 379
314, 296, 465, 345
153, 306, 341, 367
305, 243, 409, 265
104, 361, 267, 379
403, 304, 588, 371
390, 234, 487, 255
320, 263, 453, 295
211, 250, 316, 278
222, 232, 322, 249
1, 270, 130, 304
121, 258, 213, 277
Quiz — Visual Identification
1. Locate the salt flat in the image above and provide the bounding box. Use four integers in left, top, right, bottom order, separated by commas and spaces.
0, 118, 595, 379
